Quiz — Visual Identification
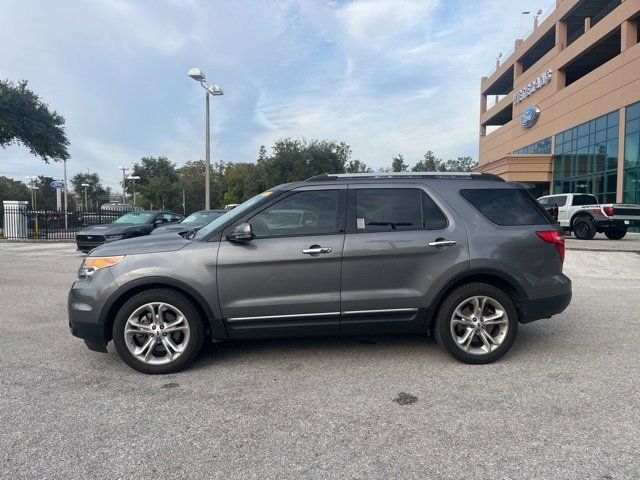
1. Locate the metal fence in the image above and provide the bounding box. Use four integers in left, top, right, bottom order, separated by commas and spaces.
0, 205, 131, 240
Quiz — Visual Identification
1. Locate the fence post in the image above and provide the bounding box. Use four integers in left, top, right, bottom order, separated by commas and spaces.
2, 201, 28, 240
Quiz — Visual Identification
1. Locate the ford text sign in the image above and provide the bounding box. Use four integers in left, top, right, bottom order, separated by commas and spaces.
513, 69, 552, 104
50, 180, 65, 189
520, 105, 541, 128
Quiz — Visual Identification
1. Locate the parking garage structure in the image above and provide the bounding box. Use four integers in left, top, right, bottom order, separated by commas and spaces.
477, 0, 640, 203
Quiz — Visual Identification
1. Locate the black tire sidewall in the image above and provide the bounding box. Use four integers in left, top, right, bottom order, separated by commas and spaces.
113, 289, 204, 374
573, 218, 596, 240
604, 228, 626, 240
434, 283, 518, 364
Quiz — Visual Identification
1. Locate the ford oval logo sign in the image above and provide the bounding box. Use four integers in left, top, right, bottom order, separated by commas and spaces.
520, 105, 540, 128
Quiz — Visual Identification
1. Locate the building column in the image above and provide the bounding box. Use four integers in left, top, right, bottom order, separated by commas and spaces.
584, 17, 591, 32
555, 20, 567, 51
514, 61, 523, 84
621, 19, 638, 52
553, 68, 566, 92
617, 107, 626, 203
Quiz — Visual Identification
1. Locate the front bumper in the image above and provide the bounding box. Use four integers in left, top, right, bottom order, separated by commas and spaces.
519, 276, 572, 324
68, 268, 119, 352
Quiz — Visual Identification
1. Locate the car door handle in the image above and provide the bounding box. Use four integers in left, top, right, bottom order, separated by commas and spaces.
428, 240, 457, 248
302, 246, 332, 255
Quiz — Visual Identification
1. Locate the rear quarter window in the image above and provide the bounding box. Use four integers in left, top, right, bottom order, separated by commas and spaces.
461, 188, 551, 226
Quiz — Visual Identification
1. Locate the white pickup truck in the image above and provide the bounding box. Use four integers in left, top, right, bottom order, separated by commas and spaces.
537, 193, 640, 240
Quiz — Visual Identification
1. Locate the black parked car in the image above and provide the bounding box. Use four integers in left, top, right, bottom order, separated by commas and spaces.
75, 211, 183, 253
151, 210, 227, 237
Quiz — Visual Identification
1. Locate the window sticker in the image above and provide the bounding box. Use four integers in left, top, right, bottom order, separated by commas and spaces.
357, 218, 365, 229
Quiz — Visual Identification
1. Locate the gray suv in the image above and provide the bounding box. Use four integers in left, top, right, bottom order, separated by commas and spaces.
68, 173, 572, 374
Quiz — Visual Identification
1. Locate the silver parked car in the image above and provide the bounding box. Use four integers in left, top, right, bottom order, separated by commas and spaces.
68, 172, 571, 374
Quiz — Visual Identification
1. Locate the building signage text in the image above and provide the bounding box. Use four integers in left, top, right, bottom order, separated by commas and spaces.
513, 69, 552, 104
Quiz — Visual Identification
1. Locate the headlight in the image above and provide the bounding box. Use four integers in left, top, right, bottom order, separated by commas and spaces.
105, 234, 124, 241
78, 256, 125, 278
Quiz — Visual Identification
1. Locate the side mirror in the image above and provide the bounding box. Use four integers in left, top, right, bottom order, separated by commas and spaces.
226, 222, 254, 242
153, 219, 165, 227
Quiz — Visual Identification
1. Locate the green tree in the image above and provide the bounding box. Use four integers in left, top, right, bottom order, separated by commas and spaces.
224, 163, 267, 205
391, 154, 408, 172
412, 150, 447, 172
130, 156, 180, 210
0, 176, 29, 203
177, 160, 228, 213
345, 159, 373, 173
70, 172, 109, 210
258, 138, 351, 185
444, 156, 477, 172
0, 80, 70, 163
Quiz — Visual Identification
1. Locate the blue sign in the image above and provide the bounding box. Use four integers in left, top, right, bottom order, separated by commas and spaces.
520, 105, 540, 128
50, 180, 65, 189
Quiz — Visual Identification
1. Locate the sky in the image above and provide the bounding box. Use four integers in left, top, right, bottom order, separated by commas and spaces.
0, 0, 545, 190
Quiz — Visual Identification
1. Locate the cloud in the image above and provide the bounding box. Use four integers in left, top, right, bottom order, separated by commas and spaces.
0, 0, 530, 188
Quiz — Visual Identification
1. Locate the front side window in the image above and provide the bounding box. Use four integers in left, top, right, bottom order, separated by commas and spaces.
249, 190, 341, 238
355, 188, 447, 232
553, 195, 567, 207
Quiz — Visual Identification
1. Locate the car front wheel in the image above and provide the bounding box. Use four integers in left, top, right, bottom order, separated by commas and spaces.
113, 289, 204, 374
434, 283, 518, 364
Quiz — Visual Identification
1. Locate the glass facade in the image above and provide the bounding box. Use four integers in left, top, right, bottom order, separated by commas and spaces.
552, 110, 619, 203
623, 102, 640, 203
513, 137, 552, 155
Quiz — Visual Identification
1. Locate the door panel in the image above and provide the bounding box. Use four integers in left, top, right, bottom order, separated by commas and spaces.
340, 185, 469, 334
217, 235, 344, 337
217, 187, 346, 338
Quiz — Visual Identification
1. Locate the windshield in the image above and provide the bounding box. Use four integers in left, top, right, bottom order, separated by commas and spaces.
114, 213, 154, 224
182, 211, 224, 224
194, 191, 276, 240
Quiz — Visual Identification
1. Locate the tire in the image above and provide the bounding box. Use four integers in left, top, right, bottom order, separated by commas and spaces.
572, 217, 596, 240
113, 288, 205, 374
604, 228, 627, 240
434, 282, 518, 365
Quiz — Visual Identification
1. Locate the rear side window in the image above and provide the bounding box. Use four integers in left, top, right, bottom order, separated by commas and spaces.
355, 188, 448, 231
461, 189, 550, 226
572, 194, 598, 206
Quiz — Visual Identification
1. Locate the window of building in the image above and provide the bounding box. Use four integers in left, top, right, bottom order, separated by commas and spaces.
249, 190, 341, 238
553, 110, 619, 203
513, 137, 552, 155
355, 189, 447, 232
461, 189, 550, 226
623, 101, 640, 203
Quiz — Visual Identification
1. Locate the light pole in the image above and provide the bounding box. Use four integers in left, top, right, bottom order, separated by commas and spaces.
25, 176, 38, 210
126, 175, 140, 205
118, 166, 129, 203
81, 183, 90, 211
520, 10, 531, 38
188, 67, 223, 209
63, 159, 69, 229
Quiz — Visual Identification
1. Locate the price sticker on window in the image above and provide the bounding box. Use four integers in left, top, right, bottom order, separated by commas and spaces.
357, 218, 365, 229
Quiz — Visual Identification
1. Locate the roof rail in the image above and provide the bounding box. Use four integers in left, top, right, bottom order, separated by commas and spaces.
305, 172, 504, 182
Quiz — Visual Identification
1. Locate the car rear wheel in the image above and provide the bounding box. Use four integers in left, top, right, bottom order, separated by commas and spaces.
573, 217, 596, 240
113, 289, 204, 374
604, 228, 627, 240
434, 283, 518, 364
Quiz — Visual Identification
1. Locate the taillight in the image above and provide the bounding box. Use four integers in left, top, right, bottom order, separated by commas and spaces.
536, 230, 565, 263
603, 206, 615, 216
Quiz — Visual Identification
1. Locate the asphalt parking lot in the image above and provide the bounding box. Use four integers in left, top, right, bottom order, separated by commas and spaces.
1, 242, 639, 479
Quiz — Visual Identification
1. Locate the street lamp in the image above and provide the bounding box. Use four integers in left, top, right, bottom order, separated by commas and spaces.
126, 175, 140, 205
81, 183, 90, 211
25, 176, 38, 210
188, 67, 224, 209
118, 166, 129, 203
520, 10, 531, 38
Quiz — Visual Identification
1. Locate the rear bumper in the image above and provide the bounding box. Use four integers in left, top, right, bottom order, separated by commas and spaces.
519, 278, 572, 324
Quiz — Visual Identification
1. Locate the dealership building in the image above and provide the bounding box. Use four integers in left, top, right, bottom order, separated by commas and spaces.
478, 0, 640, 203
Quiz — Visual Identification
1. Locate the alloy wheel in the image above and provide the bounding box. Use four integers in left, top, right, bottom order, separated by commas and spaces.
450, 296, 509, 355
124, 302, 191, 365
